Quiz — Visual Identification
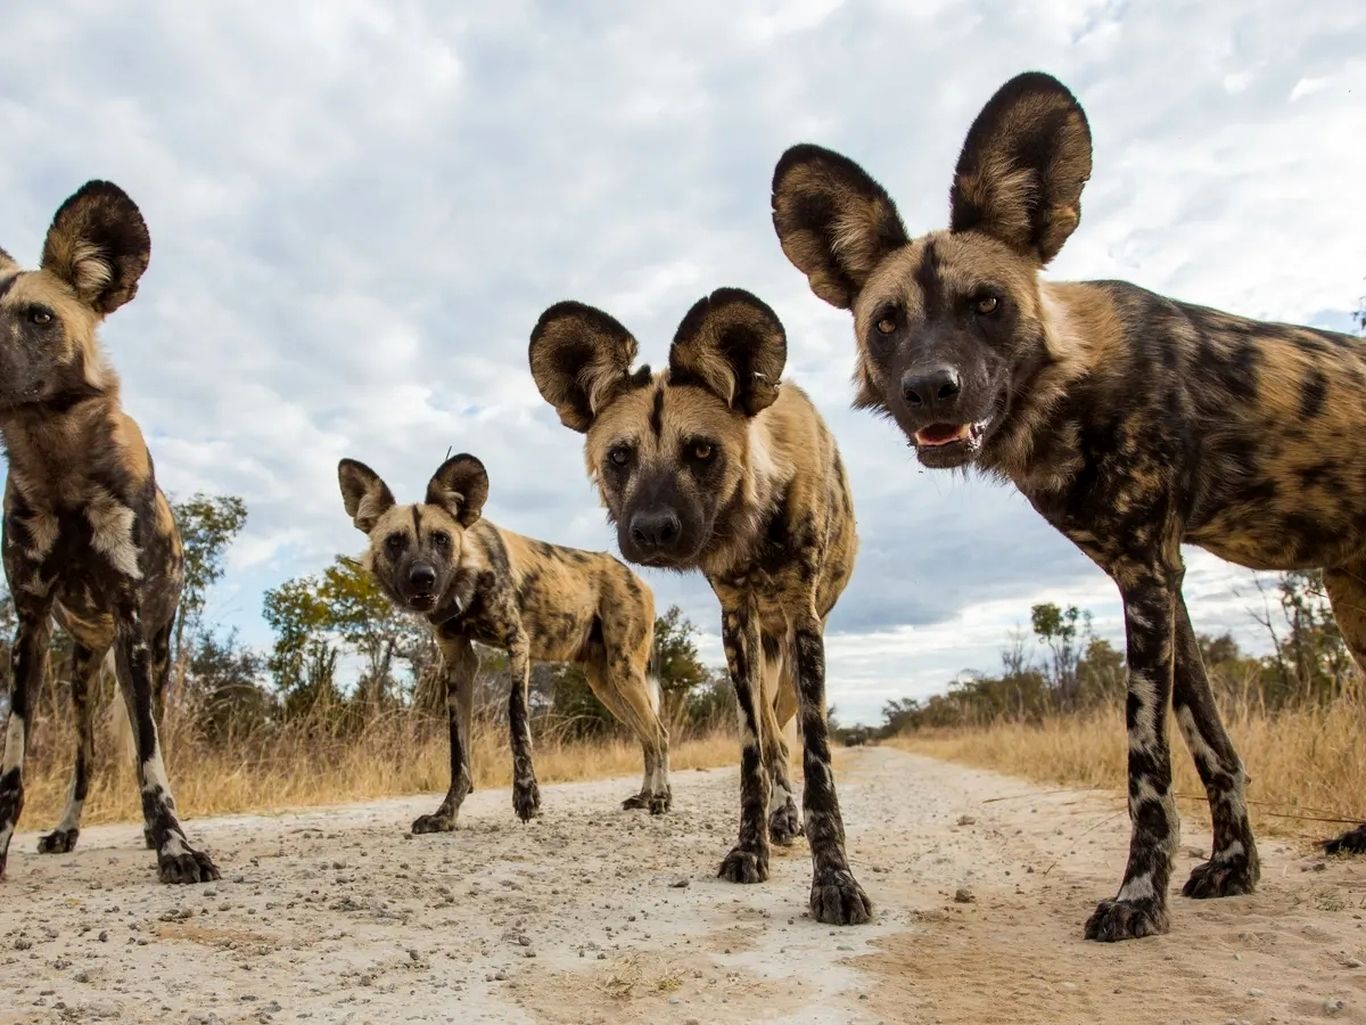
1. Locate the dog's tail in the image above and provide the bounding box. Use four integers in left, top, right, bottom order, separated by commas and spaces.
102, 652, 138, 766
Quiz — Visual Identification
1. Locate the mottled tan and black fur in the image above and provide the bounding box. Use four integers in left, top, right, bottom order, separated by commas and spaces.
530, 288, 871, 925
0, 181, 218, 884
339, 454, 670, 828
772, 72, 1366, 941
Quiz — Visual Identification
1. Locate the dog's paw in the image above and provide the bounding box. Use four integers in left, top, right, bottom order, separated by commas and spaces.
513, 780, 542, 822
1323, 824, 1366, 855
810, 867, 872, 925
717, 845, 769, 884
647, 788, 671, 816
1182, 853, 1258, 899
621, 793, 648, 811
37, 829, 80, 855
411, 813, 456, 835
157, 845, 220, 885
768, 801, 803, 846
1083, 897, 1169, 942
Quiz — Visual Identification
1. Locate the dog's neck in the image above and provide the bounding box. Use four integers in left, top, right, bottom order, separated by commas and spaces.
979, 281, 1099, 494
0, 383, 129, 506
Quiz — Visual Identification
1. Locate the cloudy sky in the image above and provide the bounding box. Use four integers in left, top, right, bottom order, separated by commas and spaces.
1, 2, 1363, 724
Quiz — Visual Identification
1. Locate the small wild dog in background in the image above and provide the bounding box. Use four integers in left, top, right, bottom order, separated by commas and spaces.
338, 453, 671, 829
530, 288, 871, 925
772, 71, 1366, 940
0, 182, 218, 883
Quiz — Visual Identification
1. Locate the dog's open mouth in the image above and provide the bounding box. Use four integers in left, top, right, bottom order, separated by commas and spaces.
408, 593, 437, 612
913, 421, 986, 449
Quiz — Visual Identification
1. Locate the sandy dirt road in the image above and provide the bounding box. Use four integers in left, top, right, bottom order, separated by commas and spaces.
1, 746, 1363, 1024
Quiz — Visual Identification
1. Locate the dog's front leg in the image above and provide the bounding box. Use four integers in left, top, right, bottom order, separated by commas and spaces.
116, 619, 219, 884
506, 630, 540, 822
412, 635, 477, 834
1084, 560, 1180, 941
716, 598, 771, 884
792, 614, 872, 924
0, 599, 52, 879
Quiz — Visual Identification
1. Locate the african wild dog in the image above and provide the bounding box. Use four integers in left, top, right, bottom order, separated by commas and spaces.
772, 71, 1366, 940
530, 288, 872, 924
338, 454, 671, 828
0, 181, 218, 883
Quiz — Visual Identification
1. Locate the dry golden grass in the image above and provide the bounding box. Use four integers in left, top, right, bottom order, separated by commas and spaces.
893, 689, 1366, 841
17, 707, 738, 828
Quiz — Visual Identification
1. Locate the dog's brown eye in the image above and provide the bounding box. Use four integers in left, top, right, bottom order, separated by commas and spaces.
974, 296, 999, 316
875, 313, 897, 335
609, 446, 631, 468
385, 534, 404, 554
431, 532, 450, 549
28, 307, 53, 327
692, 442, 713, 462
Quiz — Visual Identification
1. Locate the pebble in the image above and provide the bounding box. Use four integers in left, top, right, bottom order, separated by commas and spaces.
954, 888, 976, 904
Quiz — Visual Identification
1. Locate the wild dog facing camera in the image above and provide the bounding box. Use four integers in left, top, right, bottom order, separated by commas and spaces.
530, 288, 786, 572
338, 454, 488, 614
772, 72, 1091, 470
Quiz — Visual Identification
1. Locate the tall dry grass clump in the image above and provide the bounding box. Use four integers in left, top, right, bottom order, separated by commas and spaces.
16, 698, 737, 828
895, 681, 1366, 839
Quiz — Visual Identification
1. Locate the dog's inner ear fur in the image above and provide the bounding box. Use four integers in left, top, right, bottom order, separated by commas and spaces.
949, 72, 1092, 266
339, 459, 397, 533
530, 302, 647, 433
41, 181, 151, 315
426, 454, 489, 527
771, 144, 909, 310
668, 288, 787, 417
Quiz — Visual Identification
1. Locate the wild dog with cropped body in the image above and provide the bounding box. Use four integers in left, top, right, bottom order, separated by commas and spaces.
530, 288, 871, 924
0, 181, 218, 883
772, 71, 1366, 940
339, 454, 671, 827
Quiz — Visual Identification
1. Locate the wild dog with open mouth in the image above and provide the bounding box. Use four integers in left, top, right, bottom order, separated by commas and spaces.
530, 288, 871, 924
338, 454, 671, 828
772, 72, 1366, 940
0, 181, 219, 884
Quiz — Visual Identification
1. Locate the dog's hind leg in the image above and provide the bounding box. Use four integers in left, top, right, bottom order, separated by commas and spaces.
0, 599, 52, 880
1172, 597, 1259, 898
412, 634, 476, 834
37, 642, 109, 855
762, 637, 801, 846
1322, 558, 1366, 854
118, 618, 218, 884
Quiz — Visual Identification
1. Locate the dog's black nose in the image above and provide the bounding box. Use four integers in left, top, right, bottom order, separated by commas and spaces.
901, 366, 961, 409
409, 565, 437, 591
630, 509, 681, 550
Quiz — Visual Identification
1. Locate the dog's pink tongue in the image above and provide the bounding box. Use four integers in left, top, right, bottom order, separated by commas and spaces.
916, 423, 968, 446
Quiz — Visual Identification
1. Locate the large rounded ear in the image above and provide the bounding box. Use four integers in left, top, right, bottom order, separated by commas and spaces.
41, 180, 151, 315
529, 301, 649, 432
668, 288, 786, 417
771, 144, 909, 310
0, 247, 17, 275
338, 459, 396, 533
426, 453, 489, 527
949, 72, 1092, 266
